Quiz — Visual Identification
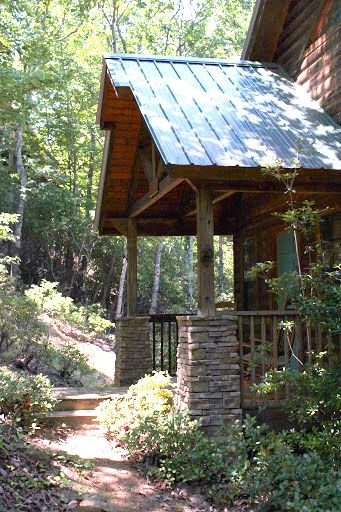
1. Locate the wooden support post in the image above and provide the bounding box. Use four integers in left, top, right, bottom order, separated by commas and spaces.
127, 219, 137, 317
196, 188, 215, 316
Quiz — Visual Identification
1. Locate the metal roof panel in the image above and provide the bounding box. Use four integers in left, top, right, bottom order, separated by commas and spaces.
104, 54, 341, 170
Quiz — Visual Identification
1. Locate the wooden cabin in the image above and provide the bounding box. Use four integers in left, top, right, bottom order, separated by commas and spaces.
95, 4, 340, 410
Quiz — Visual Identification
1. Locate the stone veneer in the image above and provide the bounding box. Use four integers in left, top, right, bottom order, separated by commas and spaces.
175, 315, 242, 434
114, 317, 152, 386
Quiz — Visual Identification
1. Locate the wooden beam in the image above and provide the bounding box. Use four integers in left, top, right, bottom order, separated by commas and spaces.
127, 176, 183, 217
138, 148, 154, 182
127, 219, 137, 317
183, 190, 235, 219
169, 164, 341, 184
196, 188, 215, 316
191, 180, 341, 194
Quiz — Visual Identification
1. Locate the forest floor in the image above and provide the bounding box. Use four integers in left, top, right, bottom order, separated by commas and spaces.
34, 423, 222, 512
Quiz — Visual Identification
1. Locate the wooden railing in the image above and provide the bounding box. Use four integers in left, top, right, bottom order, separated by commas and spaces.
148, 311, 340, 407
237, 310, 340, 408
149, 314, 179, 376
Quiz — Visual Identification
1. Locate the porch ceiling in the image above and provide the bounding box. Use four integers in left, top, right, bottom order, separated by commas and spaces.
95, 54, 341, 236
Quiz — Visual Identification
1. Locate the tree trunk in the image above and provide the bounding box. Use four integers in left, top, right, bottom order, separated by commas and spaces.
12, 124, 27, 277
218, 235, 225, 293
116, 244, 127, 318
187, 235, 194, 301
150, 241, 163, 315
101, 253, 116, 308
72, 149, 78, 194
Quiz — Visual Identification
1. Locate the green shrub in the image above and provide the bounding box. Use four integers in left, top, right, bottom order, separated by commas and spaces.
0, 281, 50, 369
26, 279, 113, 336
97, 373, 341, 510
54, 342, 91, 381
0, 370, 57, 430
255, 360, 341, 428
97, 371, 174, 438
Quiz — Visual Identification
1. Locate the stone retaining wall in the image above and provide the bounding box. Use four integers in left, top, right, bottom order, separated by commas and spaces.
114, 317, 152, 386
175, 315, 242, 434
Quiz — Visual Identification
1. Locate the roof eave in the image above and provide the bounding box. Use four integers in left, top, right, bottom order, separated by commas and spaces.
242, 0, 290, 62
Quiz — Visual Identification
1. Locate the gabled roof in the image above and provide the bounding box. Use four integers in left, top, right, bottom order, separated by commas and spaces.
101, 54, 340, 170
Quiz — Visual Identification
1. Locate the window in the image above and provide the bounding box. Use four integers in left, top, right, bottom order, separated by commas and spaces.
320, 213, 341, 265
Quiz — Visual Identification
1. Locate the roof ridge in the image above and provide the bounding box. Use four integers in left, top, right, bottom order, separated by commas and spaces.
103, 52, 281, 69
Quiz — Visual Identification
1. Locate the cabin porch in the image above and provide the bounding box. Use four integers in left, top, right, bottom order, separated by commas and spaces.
95, 54, 341, 433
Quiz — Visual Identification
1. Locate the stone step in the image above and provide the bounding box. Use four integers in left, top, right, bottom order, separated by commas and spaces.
38, 409, 99, 427
53, 386, 128, 412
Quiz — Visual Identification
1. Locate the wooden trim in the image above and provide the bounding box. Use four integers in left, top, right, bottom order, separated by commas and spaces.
242, 0, 289, 61
94, 130, 113, 232
96, 60, 109, 128
241, 0, 266, 60
169, 165, 341, 183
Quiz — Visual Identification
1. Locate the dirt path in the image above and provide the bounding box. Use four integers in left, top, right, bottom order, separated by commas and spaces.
36, 424, 212, 512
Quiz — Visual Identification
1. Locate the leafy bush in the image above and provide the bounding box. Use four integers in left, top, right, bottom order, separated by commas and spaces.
226, 418, 341, 512
0, 269, 51, 369
97, 371, 174, 439
98, 372, 341, 511
0, 370, 57, 430
26, 279, 113, 336
54, 342, 91, 381
255, 359, 341, 429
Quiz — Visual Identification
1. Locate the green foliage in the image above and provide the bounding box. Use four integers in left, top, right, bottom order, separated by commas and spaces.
0, 370, 57, 431
26, 280, 113, 336
242, 428, 341, 512
54, 342, 91, 381
0, 275, 51, 369
97, 371, 174, 438
122, 410, 219, 485
98, 373, 341, 510
255, 360, 341, 429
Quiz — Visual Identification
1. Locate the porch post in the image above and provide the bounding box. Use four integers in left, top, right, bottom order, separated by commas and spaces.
175, 187, 241, 435
127, 218, 137, 317
114, 218, 152, 386
196, 187, 216, 316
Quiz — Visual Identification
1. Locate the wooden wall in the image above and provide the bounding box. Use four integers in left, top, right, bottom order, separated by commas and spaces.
275, 0, 341, 123
233, 191, 341, 311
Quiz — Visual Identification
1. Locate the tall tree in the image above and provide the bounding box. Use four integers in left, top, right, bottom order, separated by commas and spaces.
11, 124, 27, 277
150, 240, 163, 314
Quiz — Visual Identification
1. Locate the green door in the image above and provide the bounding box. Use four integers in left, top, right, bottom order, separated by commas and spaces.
277, 231, 297, 309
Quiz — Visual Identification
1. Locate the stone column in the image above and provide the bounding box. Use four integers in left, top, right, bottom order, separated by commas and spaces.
114, 316, 152, 386
176, 314, 242, 435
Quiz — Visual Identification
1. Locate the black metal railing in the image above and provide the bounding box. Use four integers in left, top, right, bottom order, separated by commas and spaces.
149, 314, 179, 375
